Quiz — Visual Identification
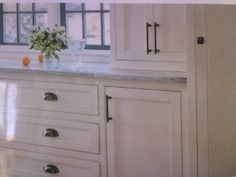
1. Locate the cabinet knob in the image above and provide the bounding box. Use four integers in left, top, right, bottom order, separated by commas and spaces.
197, 36, 205, 44
43, 128, 59, 137
43, 164, 59, 174
43, 92, 58, 101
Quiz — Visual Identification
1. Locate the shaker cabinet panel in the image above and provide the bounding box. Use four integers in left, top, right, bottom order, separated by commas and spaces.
0, 149, 100, 177
114, 4, 154, 60
0, 115, 99, 153
0, 80, 99, 115
106, 87, 182, 177
111, 4, 191, 71
154, 4, 186, 53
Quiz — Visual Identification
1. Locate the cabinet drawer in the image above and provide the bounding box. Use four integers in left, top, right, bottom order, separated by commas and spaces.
0, 80, 98, 115
0, 149, 100, 177
0, 116, 99, 153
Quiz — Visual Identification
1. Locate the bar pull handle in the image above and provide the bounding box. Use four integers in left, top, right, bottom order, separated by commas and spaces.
146, 22, 152, 54
106, 95, 112, 122
154, 22, 160, 54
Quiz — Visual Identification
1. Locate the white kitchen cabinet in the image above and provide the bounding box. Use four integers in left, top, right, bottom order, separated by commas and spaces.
106, 87, 182, 177
196, 5, 236, 177
0, 79, 103, 177
0, 80, 99, 115
111, 4, 194, 71
0, 148, 100, 177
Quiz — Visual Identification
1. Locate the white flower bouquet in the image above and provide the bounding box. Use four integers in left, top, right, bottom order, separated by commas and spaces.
29, 25, 68, 59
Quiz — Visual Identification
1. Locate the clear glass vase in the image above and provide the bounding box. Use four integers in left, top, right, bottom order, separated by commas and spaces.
44, 58, 60, 70
68, 39, 86, 69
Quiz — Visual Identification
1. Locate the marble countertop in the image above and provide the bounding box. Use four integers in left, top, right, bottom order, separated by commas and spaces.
0, 59, 187, 84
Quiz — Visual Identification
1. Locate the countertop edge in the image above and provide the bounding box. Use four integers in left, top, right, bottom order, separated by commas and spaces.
0, 61, 188, 84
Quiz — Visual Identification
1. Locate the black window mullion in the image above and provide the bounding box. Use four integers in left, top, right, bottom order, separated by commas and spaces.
82, 3, 86, 40
32, 3, 35, 25
60, 3, 66, 27
16, 3, 20, 43
100, 3, 105, 46
0, 4, 3, 43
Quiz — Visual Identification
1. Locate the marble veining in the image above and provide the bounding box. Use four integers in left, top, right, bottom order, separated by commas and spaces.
0, 59, 187, 84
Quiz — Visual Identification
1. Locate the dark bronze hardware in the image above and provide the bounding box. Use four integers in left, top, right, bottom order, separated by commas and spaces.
43, 164, 59, 174
106, 95, 112, 122
154, 22, 160, 54
197, 36, 205, 44
43, 128, 59, 137
146, 22, 152, 54
43, 92, 58, 101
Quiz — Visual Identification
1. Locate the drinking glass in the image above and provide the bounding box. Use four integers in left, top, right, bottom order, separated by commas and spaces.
68, 39, 86, 67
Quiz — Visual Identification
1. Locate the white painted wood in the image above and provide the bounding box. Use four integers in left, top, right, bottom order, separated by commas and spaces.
0, 114, 99, 153
206, 5, 236, 177
181, 5, 198, 177
114, 4, 154, 61
111, 4, 190, 71
0, 69, 187, 177
0, 106, 100, 123
154, 4, 186, 53
0, 148, 100, 177
195, 5, 209, 177
0, 79, 98, 115
106, 87, 182, 177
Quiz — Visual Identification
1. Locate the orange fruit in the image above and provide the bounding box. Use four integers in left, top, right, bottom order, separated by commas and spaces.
22, 56, 30, 66
37, 54, 44, 62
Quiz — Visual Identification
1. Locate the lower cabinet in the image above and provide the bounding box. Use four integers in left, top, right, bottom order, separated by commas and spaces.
0, 148, 100, 177
0, 77, 185, 177
106, 87, 182, 177
0, 79, 101, 177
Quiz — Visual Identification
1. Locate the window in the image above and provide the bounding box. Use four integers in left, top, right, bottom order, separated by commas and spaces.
60, 3, 110, 50
0, 3, 48, 45
0, 3, 110, 51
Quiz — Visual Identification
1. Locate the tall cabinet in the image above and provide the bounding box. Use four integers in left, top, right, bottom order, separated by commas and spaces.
111, 4, 194, 71
197, 5, 236, 177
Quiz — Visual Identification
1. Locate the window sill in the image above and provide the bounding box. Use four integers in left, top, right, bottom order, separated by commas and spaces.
0, 45, 111, 63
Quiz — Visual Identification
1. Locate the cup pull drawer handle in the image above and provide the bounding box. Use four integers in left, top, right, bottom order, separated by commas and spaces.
43, 164, 59, 174
43, 92, 58, 101
43, 128, 59, 137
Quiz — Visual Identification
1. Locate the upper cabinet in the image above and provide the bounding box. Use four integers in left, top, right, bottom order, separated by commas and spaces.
110, 4, 195, 71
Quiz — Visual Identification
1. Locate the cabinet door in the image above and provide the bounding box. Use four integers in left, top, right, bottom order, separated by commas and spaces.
106, 87, 182, 177
112, 4, 154, 61
111, 4, 191, 71
154, 5, 186, 59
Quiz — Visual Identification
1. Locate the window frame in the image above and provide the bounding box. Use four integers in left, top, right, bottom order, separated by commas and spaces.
0, 3, 47, 45
60, 3, 110, 50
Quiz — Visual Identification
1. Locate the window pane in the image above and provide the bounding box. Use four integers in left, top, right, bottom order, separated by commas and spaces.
19, 3, 32, 11
85, 13, 101, 45
66, 13, 83, 40
3, 4, 16, 11
3, 14, 17, 43
19, 14, 33, 43
104, 13, 110, 45
85, 4, 101, 11
66, 3, 82, 11
103, 4, 110, 10
35, 13, 48, 27
35, 3, 47, 11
